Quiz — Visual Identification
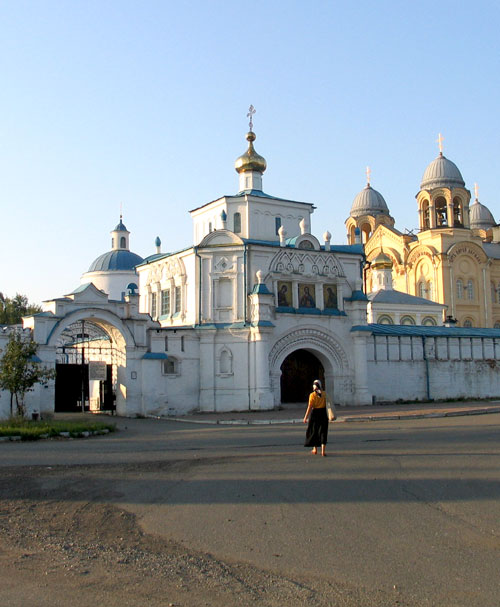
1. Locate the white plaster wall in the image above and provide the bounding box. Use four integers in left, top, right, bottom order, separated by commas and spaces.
367, 335, 500, 402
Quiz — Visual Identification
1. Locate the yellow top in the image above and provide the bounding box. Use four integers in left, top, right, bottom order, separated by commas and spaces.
308, 391, 326, 409
234, 131, 267, 174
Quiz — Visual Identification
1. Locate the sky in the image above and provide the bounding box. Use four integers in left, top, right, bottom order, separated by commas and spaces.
2, 0, 500, 304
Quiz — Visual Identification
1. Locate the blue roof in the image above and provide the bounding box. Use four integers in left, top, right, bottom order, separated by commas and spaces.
143, 352, 168, 360
352, 323, 500, 338
88, 250, 144, 272
114, 219, 128, 232
368, 290, 444, 306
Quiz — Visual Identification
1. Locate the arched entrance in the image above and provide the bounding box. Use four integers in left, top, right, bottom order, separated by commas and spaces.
54, 319, 122, 413
269, 327, 354, 406
280, 349, 325, 403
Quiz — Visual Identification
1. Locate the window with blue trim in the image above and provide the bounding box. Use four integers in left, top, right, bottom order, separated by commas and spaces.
275, 217, 282, 235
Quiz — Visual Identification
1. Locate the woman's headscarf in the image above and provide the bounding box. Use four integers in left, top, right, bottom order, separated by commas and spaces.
313, 379, 322, 390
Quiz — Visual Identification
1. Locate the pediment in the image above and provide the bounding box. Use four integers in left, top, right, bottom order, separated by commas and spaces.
199, 230, 244, 247
65, 283, 109, 303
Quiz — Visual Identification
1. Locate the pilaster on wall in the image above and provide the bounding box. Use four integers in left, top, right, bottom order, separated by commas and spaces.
350, 331, 372, 405
249, 328, 274, 410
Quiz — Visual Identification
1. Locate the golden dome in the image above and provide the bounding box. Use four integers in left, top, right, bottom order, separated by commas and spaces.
235, 131, 267, 174
371, 251, 392, 269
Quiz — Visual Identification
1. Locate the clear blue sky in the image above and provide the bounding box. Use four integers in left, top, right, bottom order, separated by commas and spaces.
2, 0, 499, 304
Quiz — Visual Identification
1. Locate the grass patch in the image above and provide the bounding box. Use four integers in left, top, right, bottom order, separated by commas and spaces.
0, 418, 116, 441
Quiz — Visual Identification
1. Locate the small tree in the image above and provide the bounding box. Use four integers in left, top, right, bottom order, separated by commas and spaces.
0, 293, 42, 325
0, 331, 55, 417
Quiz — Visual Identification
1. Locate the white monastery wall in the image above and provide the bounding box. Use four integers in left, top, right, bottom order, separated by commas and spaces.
366, 334, 500, 402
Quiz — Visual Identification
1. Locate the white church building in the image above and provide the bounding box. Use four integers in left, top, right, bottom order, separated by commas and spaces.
3, 120, 500, 419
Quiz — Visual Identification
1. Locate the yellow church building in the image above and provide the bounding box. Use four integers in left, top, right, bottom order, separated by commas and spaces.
345, 139, 500, 328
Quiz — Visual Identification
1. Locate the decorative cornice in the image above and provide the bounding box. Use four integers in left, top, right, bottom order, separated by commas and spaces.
270, 249, 345, 278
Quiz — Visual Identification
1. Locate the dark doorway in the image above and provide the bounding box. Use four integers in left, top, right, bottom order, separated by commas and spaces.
55, 363, 89, 412
280, 349, 325, 403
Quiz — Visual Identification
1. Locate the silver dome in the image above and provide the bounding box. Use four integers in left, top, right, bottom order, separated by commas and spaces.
469, 200, 496, 230
421, 154, 465, 190
350, 185, 389, 218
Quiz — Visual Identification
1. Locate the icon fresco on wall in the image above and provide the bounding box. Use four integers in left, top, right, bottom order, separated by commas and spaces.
299, 283, 316, 308
323, 284, 338, 309
277, 281, 292, 307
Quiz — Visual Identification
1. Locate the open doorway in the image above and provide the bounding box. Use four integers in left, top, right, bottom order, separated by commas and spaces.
280, 348, 325, 404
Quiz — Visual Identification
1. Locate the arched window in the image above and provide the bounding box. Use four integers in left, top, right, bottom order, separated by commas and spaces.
275, 217, 282, 235
453, 197, 463, 227
494, 321, 500, 329
463, 319, 473, 328
377, 314, 394, 325
400, 315, 416, 325
456, 279, 464, 299
362, 225, 371, 243
233, 212, 241, 233
120, 236, 126, 248
422, 316, 437, 326
349, 226, 356, 244
418, 281, 426, 299
467, 280, 474, 300
435, 196, 448, 226
422, 200, 430, 229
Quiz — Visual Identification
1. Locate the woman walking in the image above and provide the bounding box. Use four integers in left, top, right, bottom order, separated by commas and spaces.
303, 379, 329, 456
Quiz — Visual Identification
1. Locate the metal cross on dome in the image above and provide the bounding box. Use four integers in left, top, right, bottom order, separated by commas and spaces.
247, 105, 256, 131
437, 133, 444, 154
475, 182, 479, 200
366, 166, 371, 186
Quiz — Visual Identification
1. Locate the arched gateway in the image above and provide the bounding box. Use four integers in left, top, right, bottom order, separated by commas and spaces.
23, 283, 164, 417
269, 328, 354, 406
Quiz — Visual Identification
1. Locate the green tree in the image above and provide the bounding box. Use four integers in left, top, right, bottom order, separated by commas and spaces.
0, 331, 55, 417
0, 293, 42, 325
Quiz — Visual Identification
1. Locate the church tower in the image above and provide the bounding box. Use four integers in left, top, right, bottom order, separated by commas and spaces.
345, 167, 394, 244
416, 134, 471, 231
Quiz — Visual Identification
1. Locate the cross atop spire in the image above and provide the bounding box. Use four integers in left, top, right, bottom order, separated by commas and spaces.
247, 105, 256, 132
474, 182, 479, 200
366, 166, 371, 186
437, 132, 444, 155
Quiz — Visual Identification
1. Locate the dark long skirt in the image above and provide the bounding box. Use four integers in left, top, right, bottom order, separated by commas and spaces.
304, 407, 328, 447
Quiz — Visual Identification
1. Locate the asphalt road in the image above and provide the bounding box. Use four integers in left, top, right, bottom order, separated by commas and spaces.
2, 414, 500, 606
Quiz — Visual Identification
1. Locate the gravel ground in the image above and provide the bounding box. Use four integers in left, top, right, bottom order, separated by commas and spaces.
0, 464, 409, 607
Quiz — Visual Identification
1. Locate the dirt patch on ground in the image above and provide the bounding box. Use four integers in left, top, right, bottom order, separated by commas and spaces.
0, 464, 407, 607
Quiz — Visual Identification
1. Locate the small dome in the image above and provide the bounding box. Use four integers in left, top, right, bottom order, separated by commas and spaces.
88, 250, 144, 272
420, 154, 465, 190
126, 283, 139, 294
235, 131, 267, 174
469, 200, 496, 230
155, 236, 161, 247
350, 185, 390, 218
114, 219, 129, 232
371, 251, 392, 269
